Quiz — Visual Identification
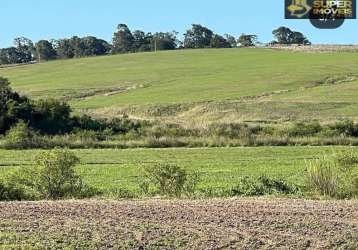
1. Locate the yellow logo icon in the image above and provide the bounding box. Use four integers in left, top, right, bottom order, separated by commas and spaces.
287, 0, 312, 18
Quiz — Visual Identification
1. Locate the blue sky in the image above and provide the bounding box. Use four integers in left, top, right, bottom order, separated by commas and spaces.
1, 0, 358, 47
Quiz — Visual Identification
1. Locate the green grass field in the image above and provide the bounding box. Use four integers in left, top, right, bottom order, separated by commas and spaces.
0, 147, 353, 194
1, 48, 357, 123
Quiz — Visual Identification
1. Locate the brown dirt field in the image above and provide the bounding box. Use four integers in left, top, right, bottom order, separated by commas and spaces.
0, 198, 357, 250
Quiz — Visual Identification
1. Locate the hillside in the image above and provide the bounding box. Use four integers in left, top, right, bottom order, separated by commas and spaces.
1, 48, 358, 123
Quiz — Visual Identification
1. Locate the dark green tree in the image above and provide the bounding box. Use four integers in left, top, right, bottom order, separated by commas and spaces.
0, 77, 33, 134
152, 32, 178, 51
272, 27, 293, 44
31, 99, 72, 135
13, 37, 34, 63
184, 24, 214, 48
132, 30, 150, 52
290, 32, 311, 45
210, 34, 231, 48
35, 40, 57, 61
224, 34, 237, 48
112, 24, 134, 53
54, 39, 75, 59
81, 36, 111, 56
0, 47, 21, 65
69, 36, 87, 58
272, 27, 310, 45
238, 34, 258, 47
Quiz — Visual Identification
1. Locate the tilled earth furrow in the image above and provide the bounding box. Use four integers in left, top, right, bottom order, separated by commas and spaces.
0, 199, 357, 249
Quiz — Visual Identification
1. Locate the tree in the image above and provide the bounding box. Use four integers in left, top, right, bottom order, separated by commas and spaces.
54, 39, 74, 59
81, 36, 111, 56
210, 34, 231, 48
69, 36, 87, 58
272, 27, 293, 44
290, 32, 311, 45
224, 34, 237, 48
184, 24, 214, 49
132, 30, 151, 52
31, 99, 72, 135
13, 37, 34, 63
152, 32, 178, 51
238, 34, 258, 47
0, 78, 75, 135
0, 47, 20, 65
112, 24, 134, 53
35, 40, 57, 61
0, 77, 32, 134
272, 27, 310, 45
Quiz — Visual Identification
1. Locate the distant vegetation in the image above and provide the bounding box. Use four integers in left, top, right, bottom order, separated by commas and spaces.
0, 77, 144, 142
0, 24, 310, 65
2, 76, 358, 150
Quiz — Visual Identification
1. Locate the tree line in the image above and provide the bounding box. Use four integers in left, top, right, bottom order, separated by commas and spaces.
0, 25, 310, 65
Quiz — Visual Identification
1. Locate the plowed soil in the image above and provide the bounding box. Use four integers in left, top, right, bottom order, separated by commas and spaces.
0, 199, 357, 249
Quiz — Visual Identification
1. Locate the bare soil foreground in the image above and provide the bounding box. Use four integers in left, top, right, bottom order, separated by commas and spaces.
1, 199, 357, 250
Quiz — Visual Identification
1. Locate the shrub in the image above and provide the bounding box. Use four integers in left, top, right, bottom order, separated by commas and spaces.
0, 175, 41, 201
140, 164, 199, 197
33, 148, 93, 199
208, 123, 260, 139
73, 115, 145, 136
328, 120, 358, 137
258, 176, 299, 194
3, 121, 36, 149
31, 99, 72, 135
232, 176, 266, 196
333, 150, 358, 198
4, 148, 97, 200
334, 149, 358, 167
307, 156, 339, 197
288, 122, 322, 137
107, 188, 138, 199
232, 176, 299, 196
307, 151, 358, 198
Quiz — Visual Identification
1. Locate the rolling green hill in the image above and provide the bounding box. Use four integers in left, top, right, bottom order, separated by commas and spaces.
1, 48, 358, 123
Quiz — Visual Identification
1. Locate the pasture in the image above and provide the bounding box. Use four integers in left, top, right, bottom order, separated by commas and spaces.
1, 49, 358, 123
0, 146, 352, 195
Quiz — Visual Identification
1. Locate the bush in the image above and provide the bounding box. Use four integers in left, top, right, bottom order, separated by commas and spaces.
334, 149, 358, 167
208, 123, 260, 139
306, 151, 358, 198
140, 164, 199, 197
232, 176, 266, 196
307, 156, 339, 197
3, 148, 98, 200
288, 122, 322, 137
232, 176, 299, 196
33, 149, 94, 199
3, 121, 37, 149
328, 120, 358, 137
31, 99, 73, 135
333, 150, 358, 198
0, 175, 41, 201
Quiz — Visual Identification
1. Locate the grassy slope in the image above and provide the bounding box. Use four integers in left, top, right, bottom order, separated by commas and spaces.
0, 49, 357, 118
0, 49, 358, 125
0, 147, 351, 193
